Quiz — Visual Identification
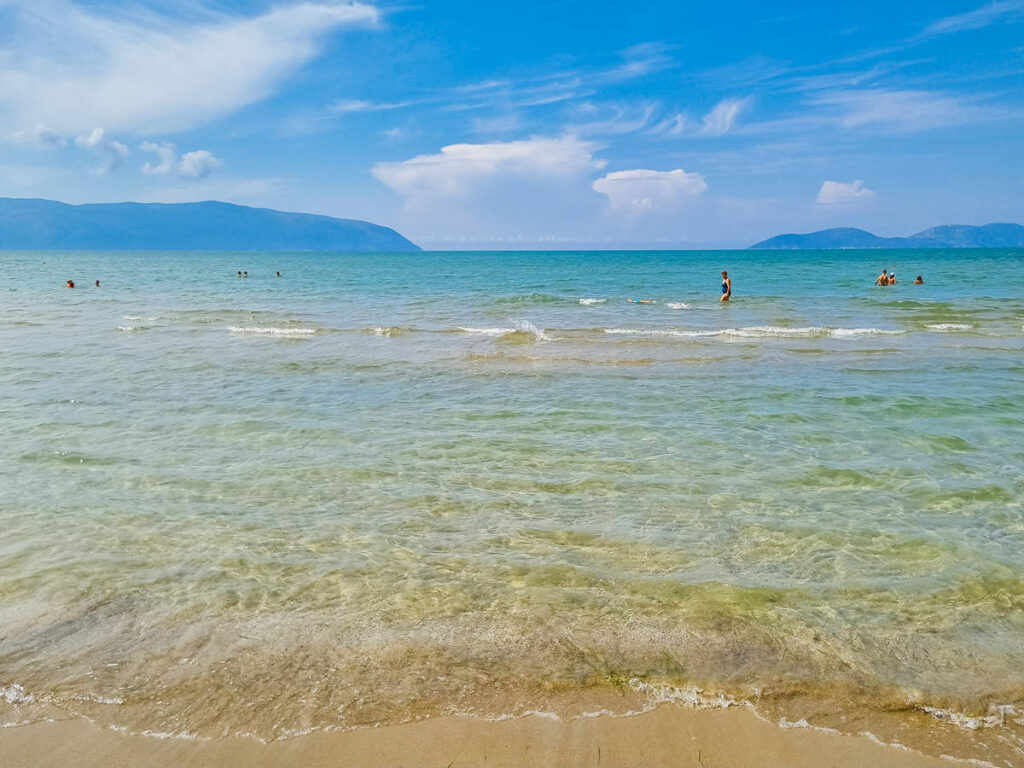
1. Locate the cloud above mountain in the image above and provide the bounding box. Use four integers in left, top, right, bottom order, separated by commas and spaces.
816, 179, 876, 205
592, 169, 707, 212
373, 135, 605, 204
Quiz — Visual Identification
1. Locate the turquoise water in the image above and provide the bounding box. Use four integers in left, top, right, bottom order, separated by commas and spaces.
1, 249, 1023, 755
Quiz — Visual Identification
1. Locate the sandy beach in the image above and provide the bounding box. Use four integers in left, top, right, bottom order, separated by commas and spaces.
0, 705, 975, 768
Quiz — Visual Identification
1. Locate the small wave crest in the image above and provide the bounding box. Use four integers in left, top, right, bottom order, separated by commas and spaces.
925, 323, 973, 332
628, 679, 737, 711
665, 302, 692, 310
579, 298, 607, 306
458, 320, 552, 341
369, 326, 411, 337
918, 704, 1020, 730
604, 326, 903, 338
457, 326, 514, 336
228, 327, 318, 336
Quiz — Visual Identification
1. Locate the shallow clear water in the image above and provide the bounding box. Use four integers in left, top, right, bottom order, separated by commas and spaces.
1, 249, 1023, 756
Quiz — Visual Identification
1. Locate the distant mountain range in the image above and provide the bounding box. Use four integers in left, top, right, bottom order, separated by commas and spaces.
749, 223, 1024, 250
0, 198, 419, 251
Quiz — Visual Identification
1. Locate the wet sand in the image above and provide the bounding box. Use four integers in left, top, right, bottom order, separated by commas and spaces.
0, 706, 965, 768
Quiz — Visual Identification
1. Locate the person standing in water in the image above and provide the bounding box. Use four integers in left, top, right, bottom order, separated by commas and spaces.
875, 269, 888, 286
720, 270, 731, 301
914, 275, 924, 284
888, 272, 898, 285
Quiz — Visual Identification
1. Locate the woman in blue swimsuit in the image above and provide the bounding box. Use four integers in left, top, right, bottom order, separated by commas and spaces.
720, 270, 731, 302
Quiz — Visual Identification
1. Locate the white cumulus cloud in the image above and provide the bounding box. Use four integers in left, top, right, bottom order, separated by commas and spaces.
592, 169, 707, 212
816, 179, 876, 205
0, 1, 378, 136
74, 127, 129, 174
373, 135, 605, 202
141, 142, 222, 178
10, 124, 68, 148
179, 150, 222, 179
141, 141, 178, 175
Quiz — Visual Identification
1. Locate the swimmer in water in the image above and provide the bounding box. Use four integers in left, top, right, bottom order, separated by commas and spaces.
888, 272, 898, 285
275, 271, 281, 277
66, 280, 75, 288
243, 271, 249, 277
875, 269, 888, 286
720, 270, 731, 302
94, 280, 100, 287
237, 271, 242, 278
914, 275, 924, 284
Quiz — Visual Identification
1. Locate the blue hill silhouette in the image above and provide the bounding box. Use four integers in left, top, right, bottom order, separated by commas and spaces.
750, 223, 1024, 250
0, 198, 419, 251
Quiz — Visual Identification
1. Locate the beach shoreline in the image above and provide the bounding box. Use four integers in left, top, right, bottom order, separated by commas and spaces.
0, 705, 971, 768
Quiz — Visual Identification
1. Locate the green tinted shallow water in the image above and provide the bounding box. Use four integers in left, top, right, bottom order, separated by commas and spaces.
1, 250, 1023, 754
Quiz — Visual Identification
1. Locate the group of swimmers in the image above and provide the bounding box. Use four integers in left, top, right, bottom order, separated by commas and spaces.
875, 269, 925, 286
68, 271, 283, 287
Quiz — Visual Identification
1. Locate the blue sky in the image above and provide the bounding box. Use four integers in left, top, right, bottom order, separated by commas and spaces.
1, 0, 1022, 248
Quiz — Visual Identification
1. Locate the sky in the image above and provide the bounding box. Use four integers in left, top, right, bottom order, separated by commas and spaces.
0, 0, 1022, 248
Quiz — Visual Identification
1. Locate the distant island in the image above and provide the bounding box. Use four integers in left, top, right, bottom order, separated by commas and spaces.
0, 198, 419, 251
750, 223, 1024, 250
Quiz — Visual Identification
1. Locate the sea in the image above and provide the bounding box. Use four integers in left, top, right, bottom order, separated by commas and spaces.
1, 249, 1022, 761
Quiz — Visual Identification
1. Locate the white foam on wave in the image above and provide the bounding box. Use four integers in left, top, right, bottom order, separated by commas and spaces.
458, 327, 515, 336
926, 323, 973, 332
627, 678, 737, 710
2, 684, 33, 704
604, 326, 904, 339
510, 319, 553, 340
778, 717, 842, 735
665, 302, 692, 310
457, 320, 553, 341
918, 704, 1020, 730
604, 327, 719, 338
141, 729, 199, 741
579, 298, 607, 305
228, 327, 317, 336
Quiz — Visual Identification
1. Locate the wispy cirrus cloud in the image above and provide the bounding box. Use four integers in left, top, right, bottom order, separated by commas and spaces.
0, 0, 378, 137
809, 88, 1003, 131
919, 0, 1024, 37
699, 98, 747, 135
332, 43, 676, 127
